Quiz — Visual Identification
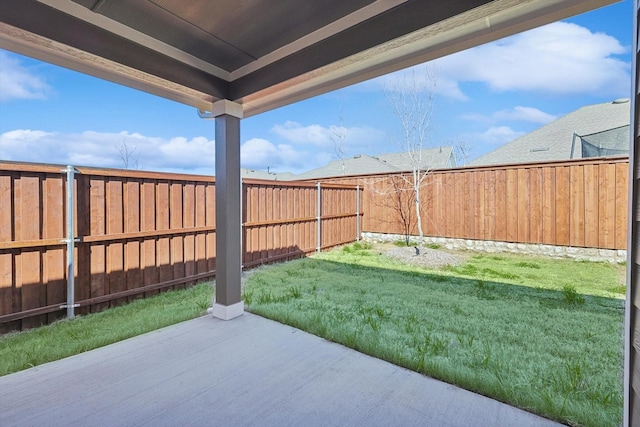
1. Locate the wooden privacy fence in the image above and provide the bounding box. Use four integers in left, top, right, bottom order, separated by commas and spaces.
319, 156, 628, 250
0, 162, 361, 331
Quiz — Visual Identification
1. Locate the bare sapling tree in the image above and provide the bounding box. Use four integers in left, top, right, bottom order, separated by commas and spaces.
115, 139, 141, 169
453, 139, 473, 166
385, 64, 436, 246
330, 106, 347, 175
386, 175, 416, 245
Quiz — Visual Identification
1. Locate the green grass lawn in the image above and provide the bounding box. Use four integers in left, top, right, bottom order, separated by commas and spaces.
0, 243, 624, 426
243, 243, 625, 427
0, 283, 212, 377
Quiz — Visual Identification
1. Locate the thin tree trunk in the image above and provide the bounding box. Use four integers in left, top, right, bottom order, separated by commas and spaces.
415, 185, 423, 246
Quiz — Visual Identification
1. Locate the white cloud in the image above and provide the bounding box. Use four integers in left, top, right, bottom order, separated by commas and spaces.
492, 106, 557, 124
271, 121, 386, 150
272, 121, 333, 147
434, 21, 629, 98
369, 63, 466, 100
241, 138, 305, 171
463, 106, 558, 125
0, 52, 51, 101
0, 129, 333, 175
0, 129, 215, 173
462, 126, 525, 146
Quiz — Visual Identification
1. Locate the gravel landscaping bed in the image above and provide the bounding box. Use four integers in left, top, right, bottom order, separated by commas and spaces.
383, 245, 467, 269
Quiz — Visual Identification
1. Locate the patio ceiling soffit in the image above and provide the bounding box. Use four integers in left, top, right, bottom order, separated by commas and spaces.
0, 0, 618, 117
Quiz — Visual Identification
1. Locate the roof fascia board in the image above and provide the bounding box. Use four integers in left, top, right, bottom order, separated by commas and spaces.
238, 0, 619, 117
0, 0, 227, 108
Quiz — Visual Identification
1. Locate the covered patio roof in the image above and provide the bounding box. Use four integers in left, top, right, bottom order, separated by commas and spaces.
2, 0, 637, 425
0, 0, 618, 116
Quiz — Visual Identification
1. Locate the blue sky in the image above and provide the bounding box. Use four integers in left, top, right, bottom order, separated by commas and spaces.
0, 0, 632, 175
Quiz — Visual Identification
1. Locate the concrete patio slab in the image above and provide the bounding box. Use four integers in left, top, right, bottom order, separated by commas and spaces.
0, 313, 561, 427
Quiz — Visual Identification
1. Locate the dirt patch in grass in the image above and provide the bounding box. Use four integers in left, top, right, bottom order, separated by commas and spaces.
381, 245, 468, 269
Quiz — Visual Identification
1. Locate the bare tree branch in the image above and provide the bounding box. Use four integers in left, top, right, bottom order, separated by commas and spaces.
330, 106, 347, 175
115, 139, 141, 170
385, 64, 437, 246
453, 139, 474, 167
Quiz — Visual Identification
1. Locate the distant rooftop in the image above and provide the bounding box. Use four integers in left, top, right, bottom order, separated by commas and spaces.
241, 168, 296, 181
293, 147, 456, 180
470, 99, 630, 166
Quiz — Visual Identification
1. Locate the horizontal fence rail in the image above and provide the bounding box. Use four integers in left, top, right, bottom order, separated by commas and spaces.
317, 157, 628, 250
0, 162, 361, 331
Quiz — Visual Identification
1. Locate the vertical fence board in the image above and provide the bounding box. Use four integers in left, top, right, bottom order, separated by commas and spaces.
570, 165, 585, 247
195, 184, 207, 274
475, 171, 485, 239
0, 174, 14, 331
517, 169, 530, 242
206, 183, 216, 272
584, 164, 599, 247
156, 182, 172, 287
484, 171, 496, 240
266, 186, 274, 259
259, 186, 267, 260
124, 180, 141, 298
75, 175, 91, 317
43, 176, 65, 322
529, 168, 542, 244
423, 175, 434, 236
432, 174, 444, 237
542, 167, 556, 245
555, 166, 571, 246
183, 183, 196, 284
616, 162, 629, 249
506, 169, 518, 242
18, 175, 44, 329
89, 178, 107, 311
170, 183, 184, 289
250, 185, 260, 262
454, 172, 464, 238
273, 187, 282, 258
461, 172, 471, 238
599, 163, 616, 249
106, 179, 125, 305
141, 180, 158, 296
443, 173, 454, 237
494, 170, 507, 242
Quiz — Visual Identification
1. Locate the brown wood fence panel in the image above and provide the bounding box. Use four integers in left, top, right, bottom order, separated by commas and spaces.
542, 166, 556, 245
615, 162, 629, 250
1, 164, 359, 331
555, 166, 571, 246
505, 168, 519, 242
241, 180, 359, 267
1, 157, 627, 331
320, 157, 628, 251
494, 169, 507, 242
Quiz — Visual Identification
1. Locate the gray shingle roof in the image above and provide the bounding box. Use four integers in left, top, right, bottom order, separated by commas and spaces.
293, 146, 455, 180
470, 99, 630, 166
241, 168, 296, 181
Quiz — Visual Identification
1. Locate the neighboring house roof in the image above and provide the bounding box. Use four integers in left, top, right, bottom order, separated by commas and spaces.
294, 146, 456, 180
241, 168, 296, 181
470, 98, 630, 166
